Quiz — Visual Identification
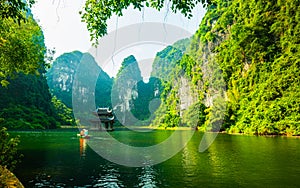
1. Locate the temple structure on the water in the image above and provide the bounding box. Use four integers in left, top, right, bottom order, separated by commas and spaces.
91, 107, 115, 131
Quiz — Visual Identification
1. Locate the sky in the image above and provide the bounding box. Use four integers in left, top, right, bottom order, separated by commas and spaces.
31, 0, 206, 78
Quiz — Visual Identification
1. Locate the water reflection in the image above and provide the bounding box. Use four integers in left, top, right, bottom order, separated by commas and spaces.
181, 141, 199, 184
137, 165, 158, 188
93, 164, 124, 187
79, 138, 87, 158
15, 131, 300, 187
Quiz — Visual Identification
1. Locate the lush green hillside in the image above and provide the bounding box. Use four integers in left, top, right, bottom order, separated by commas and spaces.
152, 0, 300, 135
0, 14, 73, 129
150, 38, 201, 128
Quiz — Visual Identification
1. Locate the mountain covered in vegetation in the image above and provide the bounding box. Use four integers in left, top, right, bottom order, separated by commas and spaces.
112, 55, 161, 126
0, 14, 74, 129
47, 52, 162, 127
150, 0, 300, 135
47, 51, 113, 109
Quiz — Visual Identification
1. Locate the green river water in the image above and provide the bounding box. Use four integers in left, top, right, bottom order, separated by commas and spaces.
11, 129, 300, 187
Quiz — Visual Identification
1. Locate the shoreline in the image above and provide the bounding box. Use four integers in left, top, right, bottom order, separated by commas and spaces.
7, 126, 300, 138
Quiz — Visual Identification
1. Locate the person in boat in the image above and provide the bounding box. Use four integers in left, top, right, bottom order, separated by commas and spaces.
80, 129, 84, 136
80, 129, 88, 137
84, 129, 88, 137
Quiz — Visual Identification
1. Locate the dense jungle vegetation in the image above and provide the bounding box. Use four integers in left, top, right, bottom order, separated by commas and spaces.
0, 11, 74, 130
80, 0, 299, 135
1, 0, 299, 134
196, 0, 299, 135
1, 0, 298, 186
151, 0, 300, 135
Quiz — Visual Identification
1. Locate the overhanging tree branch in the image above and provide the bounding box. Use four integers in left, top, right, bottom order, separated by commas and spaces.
80, 0, 214, 44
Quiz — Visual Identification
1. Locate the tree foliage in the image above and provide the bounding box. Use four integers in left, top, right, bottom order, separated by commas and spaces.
174, 0, 300, 135
81, 0, 215, 43
148, 0, 299, 135
0, 0, 35, 24
150, 39, 200, 128
51, 96, 75, 126
0, 8, 75, 129
0, 127, 22, 171
0, 15, 46, 86
0, 105, 57, 129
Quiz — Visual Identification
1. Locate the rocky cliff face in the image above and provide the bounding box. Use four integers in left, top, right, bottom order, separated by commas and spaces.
111, 55, 141, 125
112, 55, 161, 126
151, 0, 300, 135
46, 51, 112, 109
150, 39, 201, 128
47, 52, 162, 127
